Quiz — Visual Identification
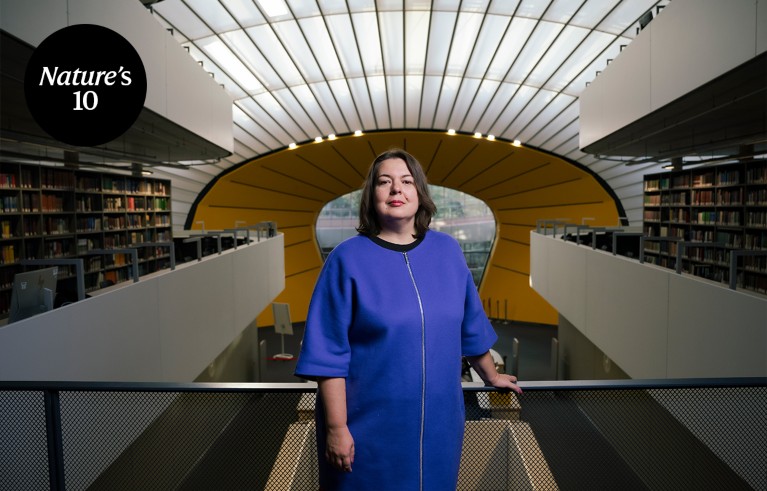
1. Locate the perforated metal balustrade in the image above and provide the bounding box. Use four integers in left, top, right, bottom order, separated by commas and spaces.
1, 380, 764, 490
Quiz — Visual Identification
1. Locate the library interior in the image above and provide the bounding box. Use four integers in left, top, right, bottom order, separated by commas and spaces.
0, 1, 765, 490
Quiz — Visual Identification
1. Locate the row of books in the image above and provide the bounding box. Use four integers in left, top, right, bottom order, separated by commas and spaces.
716, 170, 741, 186
650, 188, 765, 206
742, 256, 767, 272
736, 274, 767, 294
692, 211, 741, 225
77, 217, 101, 232
45, 241, 71, 259
644, 165, 767, 192
746, 188, 767, 205
1, 195, 19, 212
1, 220, 14, 239
0, 173, 17, 188
44, 218, 70, 235
76, 238, 98, 254
1, 245, 15, 264
746, 211, 767, 228
692, 173, 714, 187
103, 215, 149, 230
76, 195, 100, 212
744, 232, 767, 250
41, 169, 76, 189
646, 229, 761, 249
41, 193, 66, 212
746, 166, 767, 184
103, 196, 170, 212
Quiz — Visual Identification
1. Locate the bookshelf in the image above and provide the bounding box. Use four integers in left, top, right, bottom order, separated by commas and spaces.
0, 162, 173, 317
643, 160, 767, 295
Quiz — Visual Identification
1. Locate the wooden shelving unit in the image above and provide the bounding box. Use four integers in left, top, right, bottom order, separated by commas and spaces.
0, 162, 172, 316
642, 160, 767, 294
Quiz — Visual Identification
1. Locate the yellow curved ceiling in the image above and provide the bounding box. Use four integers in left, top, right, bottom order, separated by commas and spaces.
190, 130, 623, 326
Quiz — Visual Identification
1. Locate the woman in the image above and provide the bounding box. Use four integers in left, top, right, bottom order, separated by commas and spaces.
295, 149, 521, 490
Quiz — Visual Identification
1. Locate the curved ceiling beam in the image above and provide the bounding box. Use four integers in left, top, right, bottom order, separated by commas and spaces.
189, 130, 623, 326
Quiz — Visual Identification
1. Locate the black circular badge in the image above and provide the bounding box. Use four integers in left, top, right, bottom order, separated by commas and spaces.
24, 24, 147, 147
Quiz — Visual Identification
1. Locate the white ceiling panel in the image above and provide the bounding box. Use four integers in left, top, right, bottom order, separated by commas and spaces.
185, 0, 239, 33
272, 21, 325, 83
405, 75, 424, 128
222, 0, 267, 28
352, 12, 385, 75
309, 82, 351, 133
327, 79, 363, 131
148, 0, 677, 225
379, 11, 404, 74
387, 76, 406, 128
404, 10, 430, 74
433, 75, 462, 129
461, 78, 500, 131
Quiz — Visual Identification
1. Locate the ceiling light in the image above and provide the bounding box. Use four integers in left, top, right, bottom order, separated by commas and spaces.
487, 135, 495, 141
447, 129, 456, 135
288, 143, 297, 150
354, 130, 363, 136
328, 134, 336, 140
314, 136, 323, 143
474, 132, 482, 138
512, 140, 522, 147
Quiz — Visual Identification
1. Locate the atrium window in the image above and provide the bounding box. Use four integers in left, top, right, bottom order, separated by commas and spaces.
315, 186, 495, 286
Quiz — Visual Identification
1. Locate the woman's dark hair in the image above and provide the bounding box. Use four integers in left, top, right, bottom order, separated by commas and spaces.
357, 148, 437, 238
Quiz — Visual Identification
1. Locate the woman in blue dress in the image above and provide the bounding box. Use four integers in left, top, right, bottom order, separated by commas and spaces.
295, 148, 522, 490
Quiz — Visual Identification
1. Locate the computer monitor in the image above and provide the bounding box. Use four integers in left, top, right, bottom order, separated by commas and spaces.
7, 267, 58, 324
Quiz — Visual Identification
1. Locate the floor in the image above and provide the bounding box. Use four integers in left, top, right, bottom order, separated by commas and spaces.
258, 321, 558, 384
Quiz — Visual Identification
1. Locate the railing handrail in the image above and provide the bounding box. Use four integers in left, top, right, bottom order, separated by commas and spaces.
1, 377, 764, 393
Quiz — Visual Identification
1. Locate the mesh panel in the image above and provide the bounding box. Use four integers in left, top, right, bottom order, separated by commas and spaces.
0, 390, 49, 491
0, 383, 764, 490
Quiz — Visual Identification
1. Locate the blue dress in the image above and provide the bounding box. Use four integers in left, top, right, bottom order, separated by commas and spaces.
295, 230, 497, 490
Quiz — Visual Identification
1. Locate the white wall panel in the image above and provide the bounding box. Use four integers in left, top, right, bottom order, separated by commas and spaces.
0, 235, 284, 382
580, 0, 766, 149
1, 0, 233, 153
530, 232, 767, 379
650, 0, 756, 111
666, 275, 767, 378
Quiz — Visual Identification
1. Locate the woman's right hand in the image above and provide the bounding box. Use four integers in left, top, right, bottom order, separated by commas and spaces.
325, 425, 355, 472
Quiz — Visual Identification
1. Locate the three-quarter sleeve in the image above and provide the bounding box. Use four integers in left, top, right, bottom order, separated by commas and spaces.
460, 269, 498, 357
294, 250, 354, 379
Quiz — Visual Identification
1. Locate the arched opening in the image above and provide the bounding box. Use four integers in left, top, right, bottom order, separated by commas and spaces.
316, 185, 496, 286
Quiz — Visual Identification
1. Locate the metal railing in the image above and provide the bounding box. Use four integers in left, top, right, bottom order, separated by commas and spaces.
1, 379, 764, 490
539, 223, 767, 295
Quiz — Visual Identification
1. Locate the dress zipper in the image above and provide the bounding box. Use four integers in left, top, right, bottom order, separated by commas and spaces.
403, 251, 425, 491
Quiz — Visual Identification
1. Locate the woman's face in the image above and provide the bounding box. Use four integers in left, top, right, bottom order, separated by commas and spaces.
374, 157, 420, 231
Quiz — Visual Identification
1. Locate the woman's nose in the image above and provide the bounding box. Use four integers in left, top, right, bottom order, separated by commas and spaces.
390, 182, 401, 194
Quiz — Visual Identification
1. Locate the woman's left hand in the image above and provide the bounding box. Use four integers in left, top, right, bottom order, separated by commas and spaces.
487, 372, 523, 394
